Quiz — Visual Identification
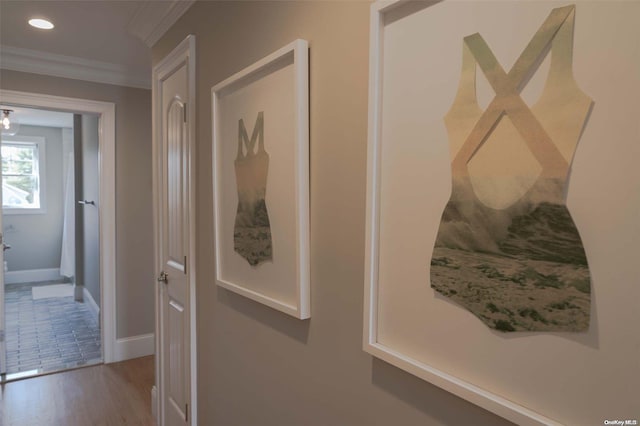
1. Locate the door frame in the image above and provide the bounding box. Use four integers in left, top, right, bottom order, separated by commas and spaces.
152, 34, 197, 425
0, 89, 117, 363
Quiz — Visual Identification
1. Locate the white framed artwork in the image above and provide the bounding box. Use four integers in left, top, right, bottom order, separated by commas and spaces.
212, 39, 310, 319
364, 1, 640, 425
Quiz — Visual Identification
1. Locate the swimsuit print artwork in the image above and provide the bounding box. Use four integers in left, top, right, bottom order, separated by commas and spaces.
430, 5, 593, 332
234, 111, 273, 266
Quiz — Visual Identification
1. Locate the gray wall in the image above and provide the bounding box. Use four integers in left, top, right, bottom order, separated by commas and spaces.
80, 114, 100, 306
3, 125, 65, 271
0, 70, 154, 339
154, 2, 512, 425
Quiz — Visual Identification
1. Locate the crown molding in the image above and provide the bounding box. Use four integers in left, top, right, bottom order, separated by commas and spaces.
127, 0, 196, 48
0, 45, 151, 89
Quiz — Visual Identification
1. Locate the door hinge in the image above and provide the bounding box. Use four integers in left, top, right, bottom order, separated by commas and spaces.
184, 256, 187, 275
183, 105, 187, 123
185, 403, 189, 422
0, 330, 5, 343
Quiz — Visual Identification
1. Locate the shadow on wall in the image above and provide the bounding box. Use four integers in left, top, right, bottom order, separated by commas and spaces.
371, 358, 516, 426
216, 287, 310, 344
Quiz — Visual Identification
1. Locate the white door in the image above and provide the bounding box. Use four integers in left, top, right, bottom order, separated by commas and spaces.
154, 36, 195, 426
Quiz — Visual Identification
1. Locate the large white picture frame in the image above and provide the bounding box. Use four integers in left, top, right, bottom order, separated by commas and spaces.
364, 1, 640, 425
212, 40, 310, 319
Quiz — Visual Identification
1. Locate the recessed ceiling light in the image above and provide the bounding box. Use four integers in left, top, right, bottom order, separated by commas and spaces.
28, 18, 54, 30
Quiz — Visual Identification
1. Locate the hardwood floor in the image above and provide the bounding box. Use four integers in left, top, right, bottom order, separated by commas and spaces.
1, 355, 155, 426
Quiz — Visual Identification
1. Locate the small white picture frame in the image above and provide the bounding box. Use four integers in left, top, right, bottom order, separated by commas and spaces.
212, 39, 310, 319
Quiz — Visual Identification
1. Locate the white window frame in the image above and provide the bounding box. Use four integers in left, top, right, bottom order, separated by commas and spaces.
1, 135, 47, 215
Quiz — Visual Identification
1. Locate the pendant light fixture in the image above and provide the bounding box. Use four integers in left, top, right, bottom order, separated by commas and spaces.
1, 109, 20, 136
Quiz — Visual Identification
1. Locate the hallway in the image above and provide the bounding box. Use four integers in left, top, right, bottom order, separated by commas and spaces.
1, 355, 154, 425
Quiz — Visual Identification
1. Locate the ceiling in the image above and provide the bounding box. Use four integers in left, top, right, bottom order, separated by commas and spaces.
1, 105, 73, 128
0, 1, 194, 89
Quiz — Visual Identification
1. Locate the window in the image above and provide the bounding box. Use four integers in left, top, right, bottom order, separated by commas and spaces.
1, 136, 46, 213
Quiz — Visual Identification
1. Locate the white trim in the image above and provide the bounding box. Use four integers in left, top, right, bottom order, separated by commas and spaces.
114, 333, 155, 362
2, 209, 47, 216
364, 2, 559, 426
4, 268, 61, 284
151, 385, 158, 420
187, 36, 197, 426
152, 34, 197, 426
127, 0, 196, 48
83, 286, 100, 318
0, 45, 150, 90
0, 89, 117, 365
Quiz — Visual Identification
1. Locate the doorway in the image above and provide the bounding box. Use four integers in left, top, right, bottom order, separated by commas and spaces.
0, 106, 102, 380
0, 90, 116, 380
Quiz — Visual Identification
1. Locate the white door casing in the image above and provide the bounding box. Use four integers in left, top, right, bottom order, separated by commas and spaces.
153, 35, 196, 426
0, 89, 116, 365
0, 181, 5, 375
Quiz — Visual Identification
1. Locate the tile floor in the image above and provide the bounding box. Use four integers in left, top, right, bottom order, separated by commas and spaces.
4, 280, 102, 375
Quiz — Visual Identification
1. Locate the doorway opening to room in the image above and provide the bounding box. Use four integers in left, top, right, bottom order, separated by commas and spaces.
0, 104, 102, 381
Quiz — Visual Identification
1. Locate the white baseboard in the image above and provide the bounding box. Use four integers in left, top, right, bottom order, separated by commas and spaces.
4, 268, 62, 284
151, 385, 158, 420
83, 287, 100, 319
113, 333, 155, 362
